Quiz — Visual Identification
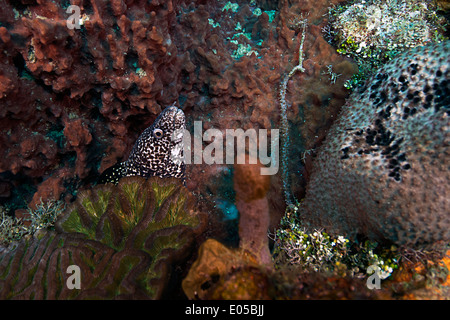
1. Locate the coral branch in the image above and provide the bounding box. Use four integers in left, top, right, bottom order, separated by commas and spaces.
279, 18, 307, 208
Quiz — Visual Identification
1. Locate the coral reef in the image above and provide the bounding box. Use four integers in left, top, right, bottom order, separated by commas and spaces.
234, 154, 271, 264
271, 215, 398, 278
0, 176, 205, 299
98, 104, 186, 184
2, 0, 447, 301
298, 41, 450, 248
180, 0, 358, 235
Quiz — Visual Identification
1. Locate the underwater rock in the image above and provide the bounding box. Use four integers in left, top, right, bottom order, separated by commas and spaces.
0, 176, 205, 299
299, 41, 450, 248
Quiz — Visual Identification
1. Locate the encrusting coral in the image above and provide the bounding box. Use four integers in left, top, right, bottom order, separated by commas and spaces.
0, 176, 205, 299
298, 40, 450, 249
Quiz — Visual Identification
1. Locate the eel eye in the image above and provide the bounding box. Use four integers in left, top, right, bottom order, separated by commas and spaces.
153, 128, 164, 139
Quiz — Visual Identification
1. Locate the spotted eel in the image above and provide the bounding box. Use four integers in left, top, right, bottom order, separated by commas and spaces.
98, 104, 186, 184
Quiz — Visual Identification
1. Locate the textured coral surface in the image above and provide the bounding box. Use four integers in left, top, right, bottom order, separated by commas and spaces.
0, 176, 204, 299
234, 154, 271, 264
0, 0, 354, 228
300, 41, 450, 248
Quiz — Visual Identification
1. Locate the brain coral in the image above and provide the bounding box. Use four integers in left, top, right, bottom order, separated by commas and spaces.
299, 41, 450, 248
0, 176, 205, 299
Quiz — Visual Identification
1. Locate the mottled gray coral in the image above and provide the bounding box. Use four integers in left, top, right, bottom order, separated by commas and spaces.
300, 41, 449, 248
331, 0, 446, 52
